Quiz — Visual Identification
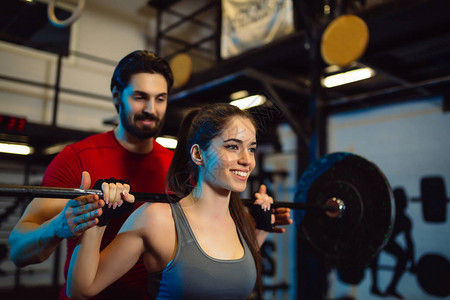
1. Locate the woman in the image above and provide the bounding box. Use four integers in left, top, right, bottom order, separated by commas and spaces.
67, 103, 285, 299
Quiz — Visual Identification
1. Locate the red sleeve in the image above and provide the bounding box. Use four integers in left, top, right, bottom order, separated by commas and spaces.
41, 145, 83, 189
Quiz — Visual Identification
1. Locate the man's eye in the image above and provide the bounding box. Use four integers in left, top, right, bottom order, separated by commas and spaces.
249, 147, 256, 153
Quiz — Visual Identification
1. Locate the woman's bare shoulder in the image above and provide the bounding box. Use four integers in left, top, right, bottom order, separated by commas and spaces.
141, 202, 173, 224
131, 202, 175, 236
120, 202, 173, 233
140, 203, 177, 265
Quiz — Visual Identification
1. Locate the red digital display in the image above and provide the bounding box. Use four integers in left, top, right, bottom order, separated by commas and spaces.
0, 115, 27, 132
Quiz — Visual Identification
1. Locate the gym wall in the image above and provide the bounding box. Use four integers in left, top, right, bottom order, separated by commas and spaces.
328, 95, 450, 300
0, 1, 151, 133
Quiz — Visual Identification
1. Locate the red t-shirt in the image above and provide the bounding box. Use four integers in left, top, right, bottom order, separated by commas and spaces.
41, 131, 173, 300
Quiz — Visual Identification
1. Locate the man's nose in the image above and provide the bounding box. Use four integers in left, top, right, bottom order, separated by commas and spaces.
144, 99, 155, 114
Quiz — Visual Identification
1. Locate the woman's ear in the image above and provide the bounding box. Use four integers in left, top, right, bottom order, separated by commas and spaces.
190, 144, 203, 166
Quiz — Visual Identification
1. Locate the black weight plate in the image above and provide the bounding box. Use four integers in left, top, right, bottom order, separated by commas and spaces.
294, 152, 395, 267
416, 254, 450, 297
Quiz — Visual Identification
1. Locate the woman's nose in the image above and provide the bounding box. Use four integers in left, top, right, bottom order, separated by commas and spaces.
238, 150, 251, 165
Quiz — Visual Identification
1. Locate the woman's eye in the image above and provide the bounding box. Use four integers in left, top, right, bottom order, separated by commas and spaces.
249, 147, 256, 153
225, 144, 238, 150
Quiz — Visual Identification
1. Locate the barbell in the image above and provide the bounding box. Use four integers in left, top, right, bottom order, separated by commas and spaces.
0, 185, 334, 212
0, 152, 394, 268
294, 152, 394, 267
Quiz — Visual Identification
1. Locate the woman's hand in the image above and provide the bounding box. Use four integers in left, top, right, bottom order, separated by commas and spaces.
253, 184, 293, 233
252, 185, 275, 230
100, 181, 135, 209
253, 184, 274, 212
272, 207, 293, 233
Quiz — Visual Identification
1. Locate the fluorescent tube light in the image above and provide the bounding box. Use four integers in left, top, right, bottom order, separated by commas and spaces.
322, 67, 375, 88
0, 142, 33, 155
43, 142, 73, 155
156, 137, 178, 149
230, 95, 267, 109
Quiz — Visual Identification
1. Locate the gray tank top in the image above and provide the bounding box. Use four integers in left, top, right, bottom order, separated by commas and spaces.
147, 202, 257, 300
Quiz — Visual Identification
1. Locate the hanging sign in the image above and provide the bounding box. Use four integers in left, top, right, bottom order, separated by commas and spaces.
221, 0, 295, 59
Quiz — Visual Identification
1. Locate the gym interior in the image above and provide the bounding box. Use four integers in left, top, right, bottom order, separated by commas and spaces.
0, 0, 449, 299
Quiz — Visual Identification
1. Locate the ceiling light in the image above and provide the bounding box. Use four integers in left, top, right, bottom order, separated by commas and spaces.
322, 67, 375, 88
230, 95, 267, 110
230, 90, 249, 100
156, 136, 177, 149
43, 142, 73, 156
0, 142, 33, 155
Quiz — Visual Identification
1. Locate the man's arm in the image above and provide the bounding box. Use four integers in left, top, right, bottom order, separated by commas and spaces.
9, 198, 68, 266
8, 172, 103, 267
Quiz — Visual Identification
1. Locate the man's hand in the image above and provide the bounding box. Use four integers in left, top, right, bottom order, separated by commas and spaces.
54, 171, 104, 239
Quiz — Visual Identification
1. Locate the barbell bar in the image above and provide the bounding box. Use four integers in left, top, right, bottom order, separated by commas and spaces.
0, 152, 395, 268
0, 184, 339, 213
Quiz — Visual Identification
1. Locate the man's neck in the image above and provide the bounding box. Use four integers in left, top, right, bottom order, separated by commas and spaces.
114, 127, 154, 154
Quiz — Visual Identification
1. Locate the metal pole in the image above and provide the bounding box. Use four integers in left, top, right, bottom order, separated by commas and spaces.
52, 53, 63, 127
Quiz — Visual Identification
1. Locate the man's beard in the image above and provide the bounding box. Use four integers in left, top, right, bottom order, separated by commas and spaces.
120, 109, 164, 140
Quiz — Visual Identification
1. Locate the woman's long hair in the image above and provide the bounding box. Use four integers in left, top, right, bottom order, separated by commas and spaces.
166, 103, 263, 297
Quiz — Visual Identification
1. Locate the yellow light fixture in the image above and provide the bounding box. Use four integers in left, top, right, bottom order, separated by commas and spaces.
0, 142, 33, 155
321, 14, 369, 67
230, 90, 249, 100
230, 95, 267, 110
156, 137, 178, 149
322, 67, 375, 88
170, 53, 192, 89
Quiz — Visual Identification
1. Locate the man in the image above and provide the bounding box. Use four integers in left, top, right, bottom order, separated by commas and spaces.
9, 50, 175, 299
9, 50, 292, 300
